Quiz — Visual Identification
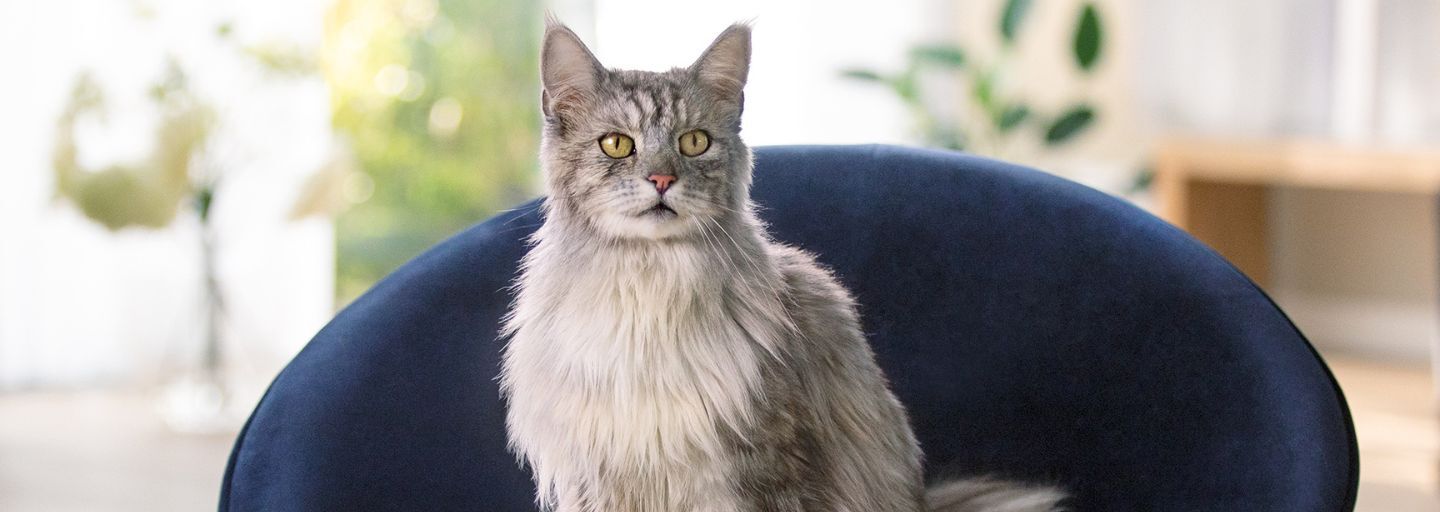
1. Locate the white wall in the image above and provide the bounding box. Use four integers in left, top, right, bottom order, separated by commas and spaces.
0, 1, 334, 390
564, 0, 955, 147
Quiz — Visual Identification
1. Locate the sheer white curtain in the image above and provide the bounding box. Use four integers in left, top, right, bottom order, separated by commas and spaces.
0, 1, 333, 389
1136, 0, 1440, 144
1374, 0, 1440, 145
1134, 0, 1336, 139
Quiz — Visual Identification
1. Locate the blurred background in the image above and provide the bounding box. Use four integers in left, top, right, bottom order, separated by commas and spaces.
0, 0, 1436, 510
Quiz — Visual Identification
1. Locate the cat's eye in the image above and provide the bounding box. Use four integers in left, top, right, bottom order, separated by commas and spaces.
678, 130, 710, 157
599, 133, 634, 159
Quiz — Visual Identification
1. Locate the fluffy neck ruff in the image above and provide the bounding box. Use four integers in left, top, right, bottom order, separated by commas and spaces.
500, 203, 797, 507
509, 203, 795, 366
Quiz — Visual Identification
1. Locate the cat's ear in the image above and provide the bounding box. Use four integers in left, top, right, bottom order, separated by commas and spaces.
540, 18, 604, 118
690, 23, 751, 105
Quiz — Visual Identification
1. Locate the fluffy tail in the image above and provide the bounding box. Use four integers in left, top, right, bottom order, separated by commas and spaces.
925, 477, 1066, 512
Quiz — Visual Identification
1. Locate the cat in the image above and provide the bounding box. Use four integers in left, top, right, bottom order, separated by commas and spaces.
499, 18, 1066, 512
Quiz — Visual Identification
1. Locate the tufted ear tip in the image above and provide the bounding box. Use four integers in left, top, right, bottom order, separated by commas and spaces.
691, 22, 752, 102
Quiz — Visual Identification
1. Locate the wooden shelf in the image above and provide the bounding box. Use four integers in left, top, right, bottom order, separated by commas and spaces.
1153, 137, 1440, 287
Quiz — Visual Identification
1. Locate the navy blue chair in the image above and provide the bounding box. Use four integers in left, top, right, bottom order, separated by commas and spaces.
221, 145, 1358, 511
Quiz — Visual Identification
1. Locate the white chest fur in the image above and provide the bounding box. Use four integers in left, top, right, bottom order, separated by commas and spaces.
501, 241, 767, 509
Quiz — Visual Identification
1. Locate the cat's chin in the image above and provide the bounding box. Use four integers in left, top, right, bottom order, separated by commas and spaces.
595, 210, 697, 241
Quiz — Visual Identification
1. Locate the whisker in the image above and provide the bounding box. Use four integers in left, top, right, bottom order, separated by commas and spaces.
706, 217, 768, 278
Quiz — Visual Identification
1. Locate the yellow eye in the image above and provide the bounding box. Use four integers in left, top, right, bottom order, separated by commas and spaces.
678, 130, 710, 157
599, 133, 634, 159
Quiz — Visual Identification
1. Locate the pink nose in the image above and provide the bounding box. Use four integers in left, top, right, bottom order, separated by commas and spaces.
647, 174, 676, 194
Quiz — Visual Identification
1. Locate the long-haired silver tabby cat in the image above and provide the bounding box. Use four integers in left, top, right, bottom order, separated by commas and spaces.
501, 19, 1065, 512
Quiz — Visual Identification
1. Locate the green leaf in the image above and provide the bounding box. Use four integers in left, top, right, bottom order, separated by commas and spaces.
996, 104, 1030, 133
1044, 105, 1095, 145
927, 124, 967, 151
840, 69, 886, 82
1000, 0, 1033, 44
971, 68, 997, 113
1073, 3, 1103, 71
1128, 165, 1155, 195
890, 72, 920, 104
910, 44, 966, 68
244, 42, 319, 77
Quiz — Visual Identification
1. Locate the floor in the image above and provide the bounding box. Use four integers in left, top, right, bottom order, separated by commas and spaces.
0, 356, 1434, 511
1334, 358, 1440, 511
0, 391, 235, 511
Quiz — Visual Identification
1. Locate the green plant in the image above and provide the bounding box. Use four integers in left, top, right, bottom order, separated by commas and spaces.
51, 20, 342, 430
842, 0, 1105, 152
324, 0, 542, 304
53, 63, 213, 231
54, 63, 226, 396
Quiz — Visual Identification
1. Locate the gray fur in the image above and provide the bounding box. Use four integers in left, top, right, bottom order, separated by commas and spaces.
499, 19, 1064, 512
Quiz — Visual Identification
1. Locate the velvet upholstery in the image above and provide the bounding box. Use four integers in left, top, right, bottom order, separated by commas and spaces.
221, 145, 1358, 511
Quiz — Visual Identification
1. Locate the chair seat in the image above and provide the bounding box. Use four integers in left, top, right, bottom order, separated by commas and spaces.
221, 144, 1358, 511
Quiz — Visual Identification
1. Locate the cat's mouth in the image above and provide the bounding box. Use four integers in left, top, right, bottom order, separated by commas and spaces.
640, 202, 677, 218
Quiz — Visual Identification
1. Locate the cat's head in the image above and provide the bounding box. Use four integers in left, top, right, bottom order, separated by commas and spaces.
538, 20, 752, 242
